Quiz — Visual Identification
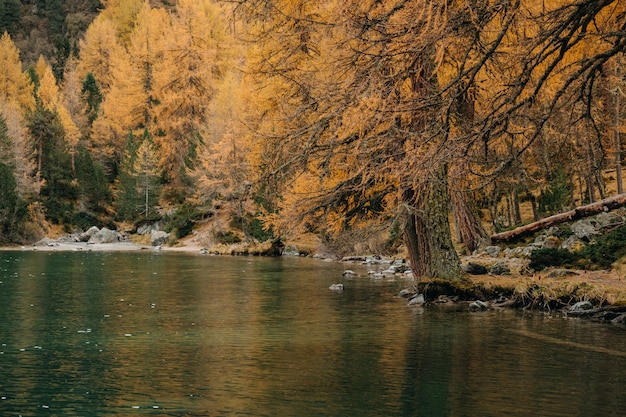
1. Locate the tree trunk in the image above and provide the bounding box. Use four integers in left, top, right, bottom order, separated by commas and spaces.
491, 192, 626, 243
403, 164, 463, 280
451, 188, 488, 253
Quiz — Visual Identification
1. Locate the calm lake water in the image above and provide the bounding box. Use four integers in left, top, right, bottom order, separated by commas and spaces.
0, 251, 625, 417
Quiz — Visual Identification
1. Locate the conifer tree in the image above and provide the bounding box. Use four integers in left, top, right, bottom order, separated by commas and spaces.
0, 31, 35, 111
0, 99, 36, 198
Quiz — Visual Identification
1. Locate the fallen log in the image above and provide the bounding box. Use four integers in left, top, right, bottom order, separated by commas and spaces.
491, 192, 626, 243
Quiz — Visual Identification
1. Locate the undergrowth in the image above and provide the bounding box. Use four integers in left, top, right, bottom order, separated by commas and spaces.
530, 225, 626, 271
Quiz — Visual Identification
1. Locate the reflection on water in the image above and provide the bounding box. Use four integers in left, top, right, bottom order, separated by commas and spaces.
0, 251, 625, 416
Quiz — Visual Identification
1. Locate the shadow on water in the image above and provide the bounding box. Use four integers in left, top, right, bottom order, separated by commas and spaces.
0, 251, 625, 416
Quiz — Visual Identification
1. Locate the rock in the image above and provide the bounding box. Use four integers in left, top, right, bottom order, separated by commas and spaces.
469, 300, 489, 311
79, 226, 100, 242
342, 270, 356, 276
150, 230, 169, 246
504, 246, 536, 258
560, 234, 584, 251
136, 224, 153, 235
89, 227, 120, 244
594, 212, 624, 229
282, 245, 300, 256
407, 294, 425, 306
489, 261, 511, 275
541, 235, 561, 249
571, 220, 598, 241
463, 262, 488, 275
329, 283, 344, 291
398, 289, 413, 298
483, 245, 501, 257
570, 300, 593, 312
546, 269, 578, 278
532, 234, 547, 248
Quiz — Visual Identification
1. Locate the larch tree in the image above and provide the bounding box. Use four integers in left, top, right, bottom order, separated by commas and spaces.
154, 0, 228, 200
34, 56, 81, 177
236, 0, 510, 279
0, 98, 36, 198
0, 31, 35, 112
77, 15, 127, 95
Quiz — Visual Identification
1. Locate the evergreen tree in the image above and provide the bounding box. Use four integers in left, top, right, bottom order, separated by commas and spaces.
28, 105, 76, 224
75, 145, 111, 214
116, 130, 161, 221
0, 0, 21, 35
81, 72, 102, 124
0, 161, 27, 243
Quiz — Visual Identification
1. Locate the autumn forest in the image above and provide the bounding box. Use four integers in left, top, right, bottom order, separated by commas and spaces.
1, 0, 626, 279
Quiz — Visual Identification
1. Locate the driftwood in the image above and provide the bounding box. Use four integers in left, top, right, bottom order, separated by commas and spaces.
491, 193, 626, 243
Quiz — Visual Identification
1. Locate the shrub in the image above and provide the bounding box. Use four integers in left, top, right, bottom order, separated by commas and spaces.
529, 248, 578, 271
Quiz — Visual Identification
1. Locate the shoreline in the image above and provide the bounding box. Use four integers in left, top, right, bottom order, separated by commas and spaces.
2, 240, 625, 323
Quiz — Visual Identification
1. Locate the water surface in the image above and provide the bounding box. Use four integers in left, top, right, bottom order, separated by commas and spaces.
0, 251, 625, 416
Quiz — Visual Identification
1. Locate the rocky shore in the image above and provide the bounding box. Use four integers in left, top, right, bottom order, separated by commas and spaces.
3, 213, 626, 325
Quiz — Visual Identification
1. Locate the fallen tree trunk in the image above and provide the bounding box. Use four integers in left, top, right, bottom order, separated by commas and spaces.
491, 193, 626, 243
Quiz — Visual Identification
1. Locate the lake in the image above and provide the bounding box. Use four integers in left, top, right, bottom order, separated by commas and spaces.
0, 251, 625, 416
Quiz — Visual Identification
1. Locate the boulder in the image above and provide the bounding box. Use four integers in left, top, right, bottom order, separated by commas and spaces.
560, 234, 584, 251
570, 300, 593, 312
407, 294, 425, 306
329, 283, 344, 291
89, 227, 120, 244
489, 261, 511, 275
150, 230, 169, 246
594, 212, 624, 229
469, 300, 489, 311
570, 220, 598, 241
482, 245, 501, 257
463, 262, 488, 275
79, 226, 100, 242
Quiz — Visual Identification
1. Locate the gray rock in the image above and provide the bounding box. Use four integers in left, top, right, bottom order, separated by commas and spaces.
329, 283, 344, 291
89, 227, 120, 244
483, 246, 501, 257
469, 300, 489, 311
150, 230, 169, 246
594, 212, 624, 229
504, 246, 536, 258
560, 235, 583, 250
570, 300, 593, 312
136, 224, 153, 235
79, 226, 100, 242
463, 262, 488, 275
571, 220, 598, 241
342, 270, 356, 276
489, 261, 511, 275
398, 289, 413, 298
407, 294, 425, 306
532, 234, 547, 248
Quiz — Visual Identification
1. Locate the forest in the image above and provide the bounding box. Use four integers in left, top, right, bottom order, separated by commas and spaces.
1, 0, 626, 280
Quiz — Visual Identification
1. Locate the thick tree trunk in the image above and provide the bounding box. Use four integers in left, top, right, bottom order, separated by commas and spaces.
403, 164, 463, 281
491, 192, 626, 243
451, 188, 488, 253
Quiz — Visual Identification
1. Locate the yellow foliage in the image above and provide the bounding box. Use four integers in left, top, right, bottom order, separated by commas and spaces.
0, 32, 35, 111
